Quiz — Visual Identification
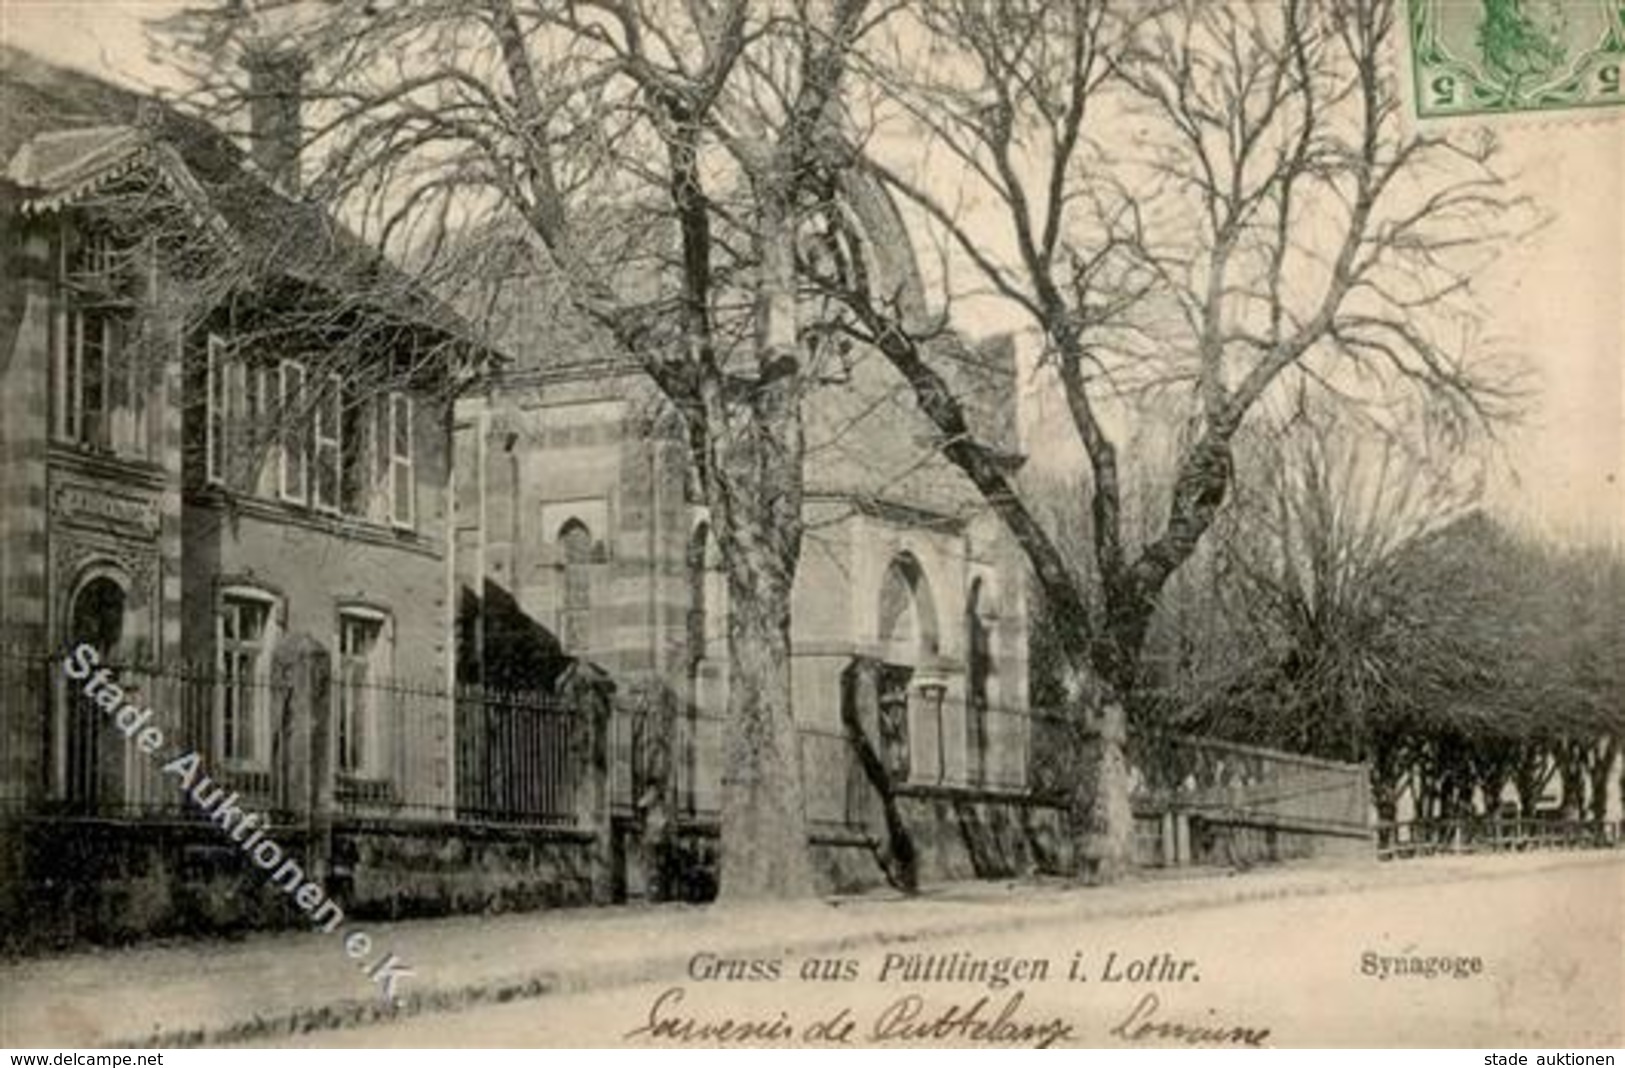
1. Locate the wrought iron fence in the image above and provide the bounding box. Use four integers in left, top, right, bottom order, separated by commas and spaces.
0, 648, 585, 829
1, 646, 286, 820
452, 683, 576, 826
1377, 817, 1621, 859
661, 702, 1047, 826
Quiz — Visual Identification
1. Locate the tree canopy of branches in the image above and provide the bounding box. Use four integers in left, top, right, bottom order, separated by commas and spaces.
811, 0, 1529, 876
0, 46, 484, 543
155, 0, 887, 900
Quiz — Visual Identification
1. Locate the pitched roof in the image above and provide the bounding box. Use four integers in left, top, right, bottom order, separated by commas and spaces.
0, 44, 478, 346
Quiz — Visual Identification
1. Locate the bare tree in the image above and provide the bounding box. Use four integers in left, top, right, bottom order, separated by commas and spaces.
1172, 409, 1495, 822
153, 0, 881, 899
816, 0, 1527, 876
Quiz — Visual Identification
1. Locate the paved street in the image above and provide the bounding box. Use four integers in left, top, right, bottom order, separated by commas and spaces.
242, 854, 1622, 1048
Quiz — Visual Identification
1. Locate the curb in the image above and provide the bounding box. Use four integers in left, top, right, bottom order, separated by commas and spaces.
119, 849, 1623, 1047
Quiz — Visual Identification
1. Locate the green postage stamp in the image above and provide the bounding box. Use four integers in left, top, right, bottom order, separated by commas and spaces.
1408, 0, 1625, 116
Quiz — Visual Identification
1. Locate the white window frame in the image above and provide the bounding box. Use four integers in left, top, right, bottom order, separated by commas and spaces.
55, 306, 111, 448
215, 587, 279, 771
336, 606, 390, 779
387, 390, 415, 529
313, 373, 343, 513
55, 232, 144, 457
278, 359, 308, 503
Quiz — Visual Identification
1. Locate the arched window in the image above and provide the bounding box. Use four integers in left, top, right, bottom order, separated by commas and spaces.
559, 519, 593, 654
876, 552, 941, 782
878, 552, 938, 666
69, 574, 127, 662
63, 571, 128, 810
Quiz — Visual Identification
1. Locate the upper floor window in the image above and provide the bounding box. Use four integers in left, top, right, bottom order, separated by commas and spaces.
278, 359, 309, 503
313, 374, 342, 513
387, 391, 414, 529
55, 229, 146, 458
341, 380, 372, 514
70, 230, 120, 286
201, 344, 416, 532
207, 337, 282, 492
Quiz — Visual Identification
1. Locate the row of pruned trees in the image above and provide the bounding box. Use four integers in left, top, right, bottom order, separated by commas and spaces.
1134, 411, 1623, 829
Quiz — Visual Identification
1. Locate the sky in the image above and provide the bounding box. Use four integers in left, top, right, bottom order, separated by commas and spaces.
3, 0, 1621, 544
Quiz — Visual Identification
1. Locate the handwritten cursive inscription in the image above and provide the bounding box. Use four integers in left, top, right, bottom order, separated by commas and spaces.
625, 986, 796, 1044
626, 984, 1268, 1048
1109, 992, 1271, 1047
625, 986, 1074, 1047
870, 991, 1073, 1048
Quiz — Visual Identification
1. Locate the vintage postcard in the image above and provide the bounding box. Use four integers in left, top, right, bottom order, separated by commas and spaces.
0, 0, 1620, 1052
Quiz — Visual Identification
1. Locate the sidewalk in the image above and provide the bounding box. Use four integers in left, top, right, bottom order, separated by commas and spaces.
1, 849, 1617, 1048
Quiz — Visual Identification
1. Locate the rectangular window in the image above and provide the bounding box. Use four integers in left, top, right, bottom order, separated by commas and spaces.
109, 317, 146, 459
388, 391, 414, 529
246, 362, 274, 495
340, 385, 372, 515
217, 595, 272, 766
53, 309, 109, 448
278, 359, 308, 502
313, 374, 342, 512
54, 230, 145, 457
337, 612, 386, 777
372, 395, 390, 523
74, 230, 117, 284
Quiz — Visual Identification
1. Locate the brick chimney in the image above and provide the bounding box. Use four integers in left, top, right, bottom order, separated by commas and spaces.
242, 45, 308, 192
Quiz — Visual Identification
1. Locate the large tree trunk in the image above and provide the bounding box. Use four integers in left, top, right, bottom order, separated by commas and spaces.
712, 192, 815, 902
717, 552, 814, 900
1070, 696, 1134, 882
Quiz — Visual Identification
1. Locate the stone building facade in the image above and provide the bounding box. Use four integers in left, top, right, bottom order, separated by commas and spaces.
0, 45, 464, 822
452, 217, 1040, 884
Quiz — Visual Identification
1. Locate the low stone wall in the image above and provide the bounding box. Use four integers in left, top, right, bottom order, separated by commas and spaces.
1188, 813, 1374, 867
0, 814, 601, 952
660, 791, 1072, 898
1, 793, 1371, 953
331, 819, 600, 921
893, 787, 1072, 882
3, 816, 320, 950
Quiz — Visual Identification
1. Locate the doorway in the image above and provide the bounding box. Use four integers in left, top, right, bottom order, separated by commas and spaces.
63, 574, 126, 811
